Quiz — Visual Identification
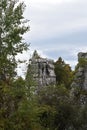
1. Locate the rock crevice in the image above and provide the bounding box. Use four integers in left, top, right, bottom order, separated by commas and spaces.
28, 50, 56, 87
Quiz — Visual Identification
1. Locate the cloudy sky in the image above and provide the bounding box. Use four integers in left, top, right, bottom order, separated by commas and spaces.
17, 0, 87, 77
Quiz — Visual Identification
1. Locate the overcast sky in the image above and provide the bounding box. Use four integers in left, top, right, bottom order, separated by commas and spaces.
17, 0, 87, 77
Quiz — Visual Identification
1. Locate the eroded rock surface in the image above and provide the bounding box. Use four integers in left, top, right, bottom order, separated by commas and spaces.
71, 52, 87, 104
71, 52, 87, 90
28, 50, 56, 87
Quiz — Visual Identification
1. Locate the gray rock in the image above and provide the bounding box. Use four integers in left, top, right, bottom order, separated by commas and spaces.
71, 52, 87, 90
27, 50, 56, 88
71, 52, 87, 104
78, 67, 84, 72
78, 52, 87, 59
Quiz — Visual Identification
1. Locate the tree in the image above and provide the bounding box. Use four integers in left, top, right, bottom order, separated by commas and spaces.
0, 0, 29, 129
54, 57, 73, 88
36, 85, 79, 130
4, 77, 38, 130
0, 0, 29, 82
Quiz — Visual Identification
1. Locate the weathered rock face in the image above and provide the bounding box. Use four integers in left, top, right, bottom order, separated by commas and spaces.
78, 52, 87, 59
71, 52, 87, 104
28, 50, 56, 87
71, 52, 87, 90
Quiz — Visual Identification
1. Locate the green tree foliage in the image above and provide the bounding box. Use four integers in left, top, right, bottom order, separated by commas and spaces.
54, 57, 73, 88
70, 87, 87, 130
75, 58, 87, 71
0, 0, 31, 129
0, 0, 29, 81
26, 64, 36, 90
36, 85, 80, 130
2, 77, 35, 130
0, 76, 39, 130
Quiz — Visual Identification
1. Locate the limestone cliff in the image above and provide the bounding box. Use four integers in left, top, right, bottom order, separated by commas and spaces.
70, 52, 87, 105
27, 50, 56, 87
71, 52, 87, 90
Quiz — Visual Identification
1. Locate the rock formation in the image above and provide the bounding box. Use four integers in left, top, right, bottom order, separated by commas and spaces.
28, 50, 56, 88
71, 52, 87, 90
71, 52, 87, 104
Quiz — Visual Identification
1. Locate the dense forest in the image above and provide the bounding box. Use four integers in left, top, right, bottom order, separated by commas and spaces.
0, 0, 87, 130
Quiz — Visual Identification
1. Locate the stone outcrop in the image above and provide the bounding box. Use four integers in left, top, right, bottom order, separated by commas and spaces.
71, 52, 87, 90
28, 50, 56, 87
71, 52, 87, 104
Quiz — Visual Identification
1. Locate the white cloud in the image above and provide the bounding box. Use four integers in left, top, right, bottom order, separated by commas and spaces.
23, 0, 87, 41
23, 0, 80, 4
